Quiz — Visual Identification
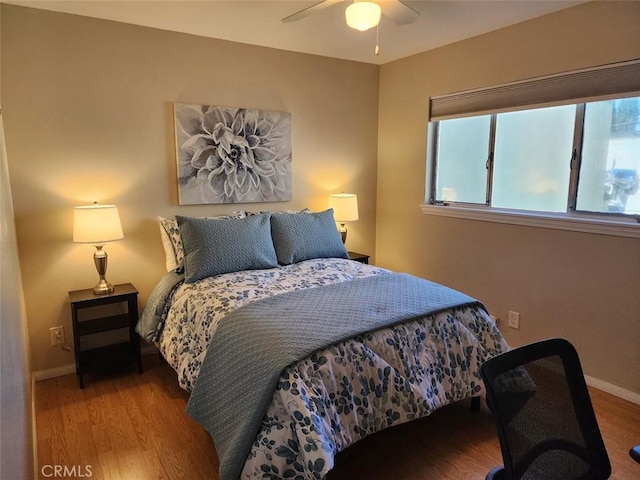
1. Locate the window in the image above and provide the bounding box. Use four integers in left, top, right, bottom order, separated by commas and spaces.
577, 97, 640, 215
434, 115, 490, 204
425, 60, 640, 237
492, 105, 575, 213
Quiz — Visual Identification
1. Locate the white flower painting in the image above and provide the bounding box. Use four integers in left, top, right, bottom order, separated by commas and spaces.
174, 103, 292, 204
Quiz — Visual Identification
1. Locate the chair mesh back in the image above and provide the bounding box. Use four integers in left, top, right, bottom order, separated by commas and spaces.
482, 339, 611, 480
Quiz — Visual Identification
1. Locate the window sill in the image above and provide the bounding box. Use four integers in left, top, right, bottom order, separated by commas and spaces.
419, 203, 640, 239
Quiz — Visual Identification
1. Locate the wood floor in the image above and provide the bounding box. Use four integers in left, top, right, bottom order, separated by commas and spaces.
35, 354, 640, 480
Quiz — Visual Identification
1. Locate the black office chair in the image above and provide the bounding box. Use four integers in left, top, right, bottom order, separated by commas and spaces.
480, 338, 611, 480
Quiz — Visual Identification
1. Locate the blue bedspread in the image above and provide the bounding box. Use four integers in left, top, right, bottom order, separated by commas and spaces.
185, 272, 479, 480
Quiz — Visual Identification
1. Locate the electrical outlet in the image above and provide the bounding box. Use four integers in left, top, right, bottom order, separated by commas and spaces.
49, 326, 65, 346
489, 314, 500, 326
508, 311, 520, 329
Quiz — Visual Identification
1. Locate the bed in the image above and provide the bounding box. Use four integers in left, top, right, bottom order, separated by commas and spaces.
138, 209, 508, 480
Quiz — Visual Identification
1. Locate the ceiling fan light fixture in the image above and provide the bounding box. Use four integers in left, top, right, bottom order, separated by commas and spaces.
345, 1, 382, 32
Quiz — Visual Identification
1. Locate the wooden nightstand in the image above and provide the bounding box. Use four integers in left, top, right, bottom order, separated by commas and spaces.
68, 283, 142, 388
348, 251, 370, 264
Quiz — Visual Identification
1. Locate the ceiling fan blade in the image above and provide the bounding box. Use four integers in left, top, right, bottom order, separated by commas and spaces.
379, 0, 419, 25
282, 0, 344, 23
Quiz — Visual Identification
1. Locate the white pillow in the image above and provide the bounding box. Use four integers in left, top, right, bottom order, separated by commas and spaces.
157, 216, 179, 271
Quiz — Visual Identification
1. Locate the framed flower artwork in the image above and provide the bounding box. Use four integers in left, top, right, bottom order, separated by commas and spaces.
174, 103, 292, 204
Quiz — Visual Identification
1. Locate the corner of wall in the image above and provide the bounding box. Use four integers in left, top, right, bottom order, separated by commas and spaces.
0, 108, 35, 480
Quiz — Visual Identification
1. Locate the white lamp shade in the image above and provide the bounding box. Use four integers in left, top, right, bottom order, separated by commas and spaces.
329, 193, 359, 222
73, 204, 124, 244
345, 1, 382, 32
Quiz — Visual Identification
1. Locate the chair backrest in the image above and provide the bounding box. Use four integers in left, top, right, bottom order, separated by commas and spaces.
481, 338, 611, 480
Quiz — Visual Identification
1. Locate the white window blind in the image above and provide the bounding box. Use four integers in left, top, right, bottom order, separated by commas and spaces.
430, 59, 640, 121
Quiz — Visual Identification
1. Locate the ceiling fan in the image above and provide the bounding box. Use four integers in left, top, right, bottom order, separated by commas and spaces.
282, 0, 420, 31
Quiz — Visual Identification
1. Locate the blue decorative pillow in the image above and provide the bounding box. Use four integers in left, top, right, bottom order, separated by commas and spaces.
270, 209, 349, 265
158, 212, 245, 271
177, 213, 278, 283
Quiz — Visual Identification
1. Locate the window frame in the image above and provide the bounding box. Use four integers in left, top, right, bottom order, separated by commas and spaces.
419, 202, 640, 239
424, 61, 640, 239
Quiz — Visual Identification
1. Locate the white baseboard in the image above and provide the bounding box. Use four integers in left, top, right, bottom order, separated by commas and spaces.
585, 374, 640, 405
33, 364, 75, 382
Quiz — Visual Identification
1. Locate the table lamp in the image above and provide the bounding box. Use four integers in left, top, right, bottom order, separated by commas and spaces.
73, 203, 124, 295
328, 193, 359, 243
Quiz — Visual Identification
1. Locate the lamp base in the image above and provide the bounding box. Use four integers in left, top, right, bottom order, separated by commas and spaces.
92, 245, 114, 295
338, 223, 347, 244
93, 279, 114, 295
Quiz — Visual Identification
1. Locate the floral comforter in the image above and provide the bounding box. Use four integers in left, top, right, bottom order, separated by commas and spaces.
143, 258, 507, 479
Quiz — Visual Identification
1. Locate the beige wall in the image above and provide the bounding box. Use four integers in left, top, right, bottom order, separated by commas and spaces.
0, 122, 33, 480
0, 41, 34, 480
1, 5, 379, 373
377, 1, 640, 394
